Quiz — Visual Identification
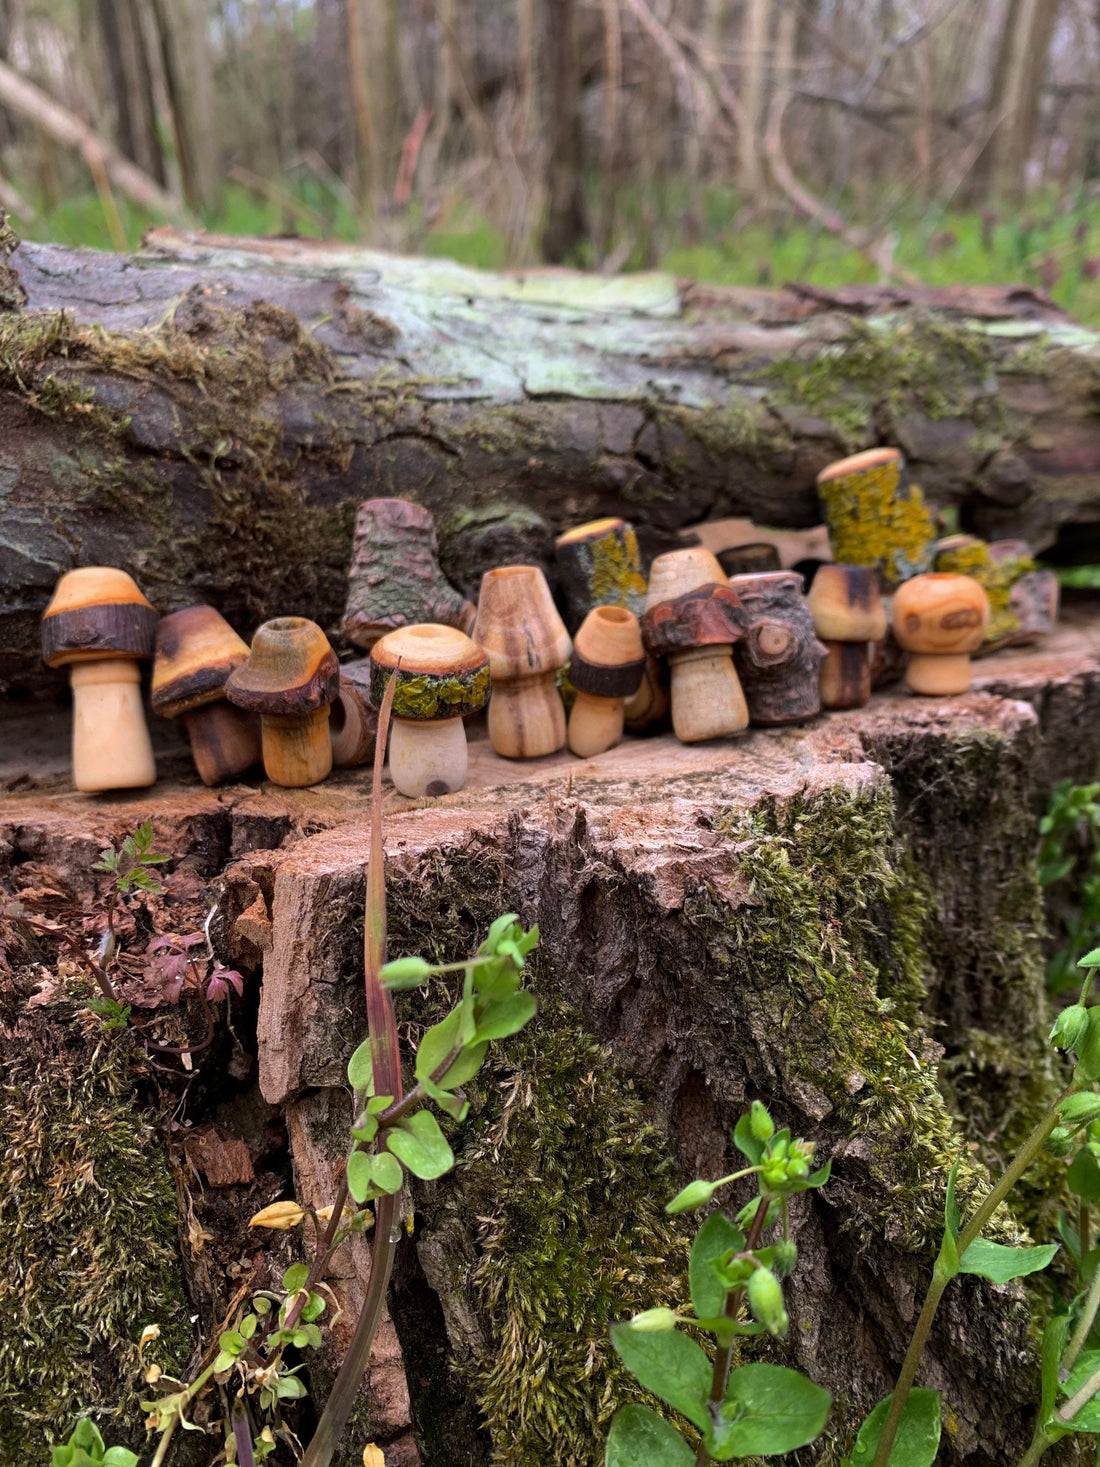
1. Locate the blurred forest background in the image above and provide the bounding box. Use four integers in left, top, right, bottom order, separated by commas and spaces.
0, 0, 1096, 315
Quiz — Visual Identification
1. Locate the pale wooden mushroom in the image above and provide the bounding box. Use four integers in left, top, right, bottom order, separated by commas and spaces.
225, 618, 339, 786
567, 606, 645, 757
474, 566, 571, 758
806, 565, 887, 710
41, 566, 159, 792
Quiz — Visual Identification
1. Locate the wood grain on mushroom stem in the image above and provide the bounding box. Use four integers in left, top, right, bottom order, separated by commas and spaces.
474, 566, 571, 759
225, 617, 339, 786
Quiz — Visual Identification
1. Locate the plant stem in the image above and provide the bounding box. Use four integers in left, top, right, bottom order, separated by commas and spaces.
693, 1196, 771, 1467
1063, 1255, 1100, 1373
1081, 1198, 1091, 1259
1013, 1427, 1057, 1467
149, 1417, 178, 1467
1056, 1355, 1100, 1424
871, 1088, 1077, 1467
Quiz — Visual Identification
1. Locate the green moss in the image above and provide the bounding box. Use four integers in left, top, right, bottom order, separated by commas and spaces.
374, 663, 491, 721
816, 451, 936, 590
0, 1009, 191, 1459
581, 523, 647, 617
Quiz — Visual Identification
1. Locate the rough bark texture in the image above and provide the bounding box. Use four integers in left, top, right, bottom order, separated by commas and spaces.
3, 229, 1100, 696
4, 613, 1099, 1465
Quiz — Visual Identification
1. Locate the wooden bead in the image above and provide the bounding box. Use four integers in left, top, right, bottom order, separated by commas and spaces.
226, 617, 340, 786
816, 447, 936, 590
892, 573, 990, 695
474, 567, 571, 759
567, 606, 645, 757
370, 624, 490, 795
643, 548, 749, 743
728, 571, 826, 725
41, 567, 159, 792
806, 564, 886, 710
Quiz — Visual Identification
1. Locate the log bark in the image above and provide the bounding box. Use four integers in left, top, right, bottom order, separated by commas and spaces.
2, 229, 1100, 699
3, 614, 1100, 1464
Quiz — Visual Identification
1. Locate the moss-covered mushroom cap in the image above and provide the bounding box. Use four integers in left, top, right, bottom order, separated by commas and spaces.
370, 623, 491, 720
41, 566, 158, 668
225, 617, 339, 715
151, 605, 251, 718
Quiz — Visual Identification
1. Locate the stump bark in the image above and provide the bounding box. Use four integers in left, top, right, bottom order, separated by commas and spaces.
3, 612, 1100, 1465
3, 229, 1100, 697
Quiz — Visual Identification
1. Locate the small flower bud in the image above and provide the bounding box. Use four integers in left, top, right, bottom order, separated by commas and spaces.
747, 1265, 789, 1337
1051, 1004, 1089, 1051
750, 1101, 775, 1142
773, 1237, 798, 1278
788, 1158, 809, 1181
628, 1307, 678, 1332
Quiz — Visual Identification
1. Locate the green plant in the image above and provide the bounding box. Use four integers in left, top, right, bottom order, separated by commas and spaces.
604, 1100, 832, 1466
1038, 780, 1100, 992
50, 1420, 136, 1466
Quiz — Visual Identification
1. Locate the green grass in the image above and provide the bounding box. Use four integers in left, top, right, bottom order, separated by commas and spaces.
15, 175, 1100, 324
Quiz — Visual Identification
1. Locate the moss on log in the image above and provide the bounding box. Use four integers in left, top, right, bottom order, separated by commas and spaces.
3, 230, 1100, 696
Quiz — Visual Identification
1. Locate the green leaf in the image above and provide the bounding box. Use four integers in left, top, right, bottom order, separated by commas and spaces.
347, 1041, 374, 1094
1076, 1013, 1100, 1083
666, 1179, 717, 1215
605, 1405, 694, 1467
935, 1222, 960, 1283
1060, 1350, 1100, 1431
276, 1373, 308, 1400
470, 955, 520, 1002
1069, 1149, 1100, 1202
219, 1330, 244, 1356
213, 1350, 236, 1372
424, 1075, 469, 1120
101, 1452, 138, 1467
733, 1114, 765, 1166
473, 990, 537, 1042
690, 1210, 745, 1318
480, 913, 520, 953
238, 1314, 258, 1339
847, 1389, 941, 1467
380, 956, 433, 989
282, 1262, 309, 1291
414, 1008, 488, 1089
609, 1322, 712, 1431
301, 1292, 326, 1322
944, 1159, 960, 1239
1061, 1093, 1100, 1127
1080, 948, 1100, 968
346, 1150, 374, 1203
370, 1150, 405, 1193
710, 1364, 831, 1459
1039, 1313, 1071, 1429
957, 1239, 1058, 1283
385, 1110, 455, 1180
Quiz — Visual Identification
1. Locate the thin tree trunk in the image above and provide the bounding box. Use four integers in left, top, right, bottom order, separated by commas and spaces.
97, 0, 166, 186
345, 0, 375, 220
541, 0, 586, 262
739, 0, 773, 198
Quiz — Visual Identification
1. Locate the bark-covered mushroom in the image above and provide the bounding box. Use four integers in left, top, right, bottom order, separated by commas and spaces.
41, 566, 159, 792
151, 605, 261, 786
225, 617, 340, 786
806, 564, 887, 710
892, 573, 990, 695
474, 566, 572, 759
641, 547, 749, 743
369, 624, 490, 796
816, 447, 936, 590
554, 516, 647, 632
728, 570, 826, 725
567, 606, 645, 757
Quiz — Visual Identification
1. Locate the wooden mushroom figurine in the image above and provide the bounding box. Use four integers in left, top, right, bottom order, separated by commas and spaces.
806, 564, 887, 710
816, 447, 936, 589
151, 606, 262, 786
341, 498, 475, 649
717, 542, 781, 579
474, 566, 572, 759
225, 617, 340, 786
642, 548, 749, 743
369, 624, 490, 796
567, 606, 646, 757
329, 659, 378, 769
727, 571, 826, 725
554, 516, 647, 632
41, 566, 159, 792
892, 573, 991, 695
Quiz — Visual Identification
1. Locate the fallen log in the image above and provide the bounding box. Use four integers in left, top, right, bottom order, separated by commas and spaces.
2, 229, 1100, 697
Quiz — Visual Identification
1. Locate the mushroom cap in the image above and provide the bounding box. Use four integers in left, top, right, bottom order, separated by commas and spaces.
642, 549, 745, 655
151, 605, 251, 717
224, 617, 340, 715
806, 564, 887, 641
554, 516, 627, 549
644, 547, 728, 609
816, 446, 902, 486
570, 606, 645, 697
369, 623, 491, 720
892, 573, 990, 654
41, 566, 158, 668
473, 566, 572, 679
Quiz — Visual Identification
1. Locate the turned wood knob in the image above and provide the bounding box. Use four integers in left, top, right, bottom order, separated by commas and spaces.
369, 624, 490, 796
41, 566, 159, 792
642, 548, 749, 743
892, 573, 990, 696
226, 617, 340, 786
806, 564, 887, 710
474, 566, 571, 759
151, 605, 262, 786
567, 605, 645, 758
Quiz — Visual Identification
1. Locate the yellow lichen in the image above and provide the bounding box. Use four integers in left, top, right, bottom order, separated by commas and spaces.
817, 456, 936, 589
933, 540, 1035, 645
581, 525, 648, 617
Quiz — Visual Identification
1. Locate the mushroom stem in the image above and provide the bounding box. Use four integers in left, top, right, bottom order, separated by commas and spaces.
668, 647, 749, 743
69, 659, 156, 792
624, 657, 669, 732
819, 639, 872, 710
181, 702, 262, 786
387, 716, 468, 797
904, 651, 972, 696
568, 690, 626, 758
260, 707, 333, 787
488, 674, 566, 759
